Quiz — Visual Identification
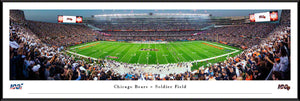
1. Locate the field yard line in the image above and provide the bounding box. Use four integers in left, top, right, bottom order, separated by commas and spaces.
126, 46, 140, 63
126, 45, 142, 63
137, 45, 145, 63
155, 44, 159, 64
147, 44, 150, 64
119, 45, 132, 60
71, 42, 109, 53
190, 43, 218, 59
118, 44, 136, 61
70, 41, 100, 50
176, 43, 197, 61
96, 44, 123, 57
201, 41, 237, 51
160, 44, 169, 63
116, 44, 131, 56
166, 44, 180, 62
85, 46, 103, 58
147, 52, 149, 64
191, 41, 240, 62
178, 43, 203, 60
147, 56, 148, 64
76, 43, 110, 53
169, 44, 187, 61
104, 45, 128, 57
114, 45, 130, 60
185, 44, 207, 59
85, 43, 114, 57
90, 43, 118, 57
87, 43, 123, 59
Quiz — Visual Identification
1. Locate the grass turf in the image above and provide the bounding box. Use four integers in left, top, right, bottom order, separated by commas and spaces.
68, 41, 242, 70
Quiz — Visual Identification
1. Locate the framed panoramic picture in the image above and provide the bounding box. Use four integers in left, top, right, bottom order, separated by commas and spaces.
2, 1, 298, 100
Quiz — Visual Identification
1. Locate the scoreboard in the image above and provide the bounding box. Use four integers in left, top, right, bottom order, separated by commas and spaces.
249, 11, 278, 22
58, 15, 83, 23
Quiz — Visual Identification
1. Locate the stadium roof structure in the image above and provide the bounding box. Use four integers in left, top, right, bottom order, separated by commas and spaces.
90, 13, 212, 20
83, 13, 213, 25
83, 13, 249, 25
93, 13, 211, 17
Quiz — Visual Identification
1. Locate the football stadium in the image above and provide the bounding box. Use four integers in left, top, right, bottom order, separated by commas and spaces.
9, 10, 290, 81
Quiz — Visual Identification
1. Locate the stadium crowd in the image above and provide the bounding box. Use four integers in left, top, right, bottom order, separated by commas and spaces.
196, 23, 278, 47
10, 10, 26, 22
9, 10, 290, 80
101, 31, 200, 41
100, 23, 277, 48
94, 22, 210, 30
26, 21, 98, 47
24, 20, 277, 50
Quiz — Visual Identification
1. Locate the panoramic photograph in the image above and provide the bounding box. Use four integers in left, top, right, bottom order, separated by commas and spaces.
9, 9, 290, 81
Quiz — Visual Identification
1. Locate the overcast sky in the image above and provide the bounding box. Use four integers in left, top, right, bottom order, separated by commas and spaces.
22, 9, 282, 23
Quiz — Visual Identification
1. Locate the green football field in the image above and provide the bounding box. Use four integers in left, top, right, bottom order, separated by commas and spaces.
67, 41, 242, 70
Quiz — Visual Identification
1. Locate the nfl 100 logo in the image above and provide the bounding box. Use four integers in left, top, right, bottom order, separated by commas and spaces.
10, 83, 23, 90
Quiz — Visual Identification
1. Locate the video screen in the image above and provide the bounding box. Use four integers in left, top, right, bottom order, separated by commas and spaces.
3, 2, 297, 99
58, 15, 83, 23
249, 11, 279, 22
